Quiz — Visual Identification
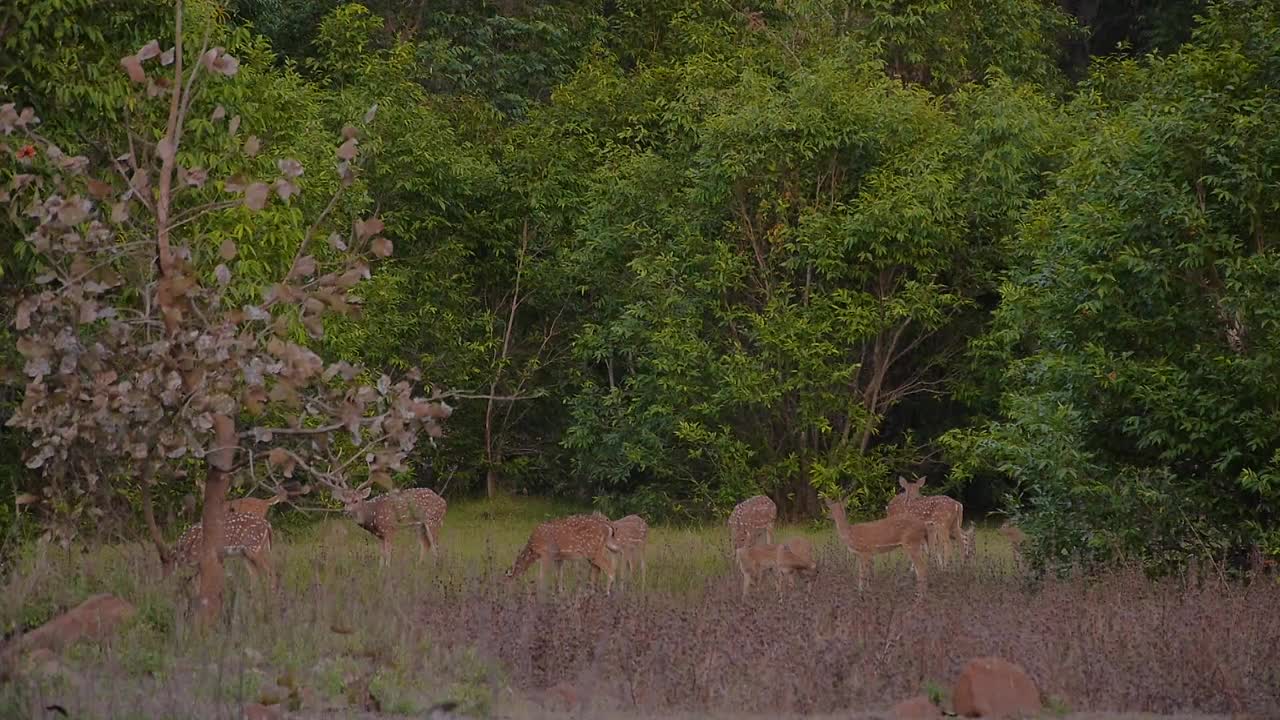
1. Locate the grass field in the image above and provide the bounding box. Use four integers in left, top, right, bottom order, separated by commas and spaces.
1, 496, 1277, 719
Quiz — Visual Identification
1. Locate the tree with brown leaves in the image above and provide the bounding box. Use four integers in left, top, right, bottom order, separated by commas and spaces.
1, 2, 451, 625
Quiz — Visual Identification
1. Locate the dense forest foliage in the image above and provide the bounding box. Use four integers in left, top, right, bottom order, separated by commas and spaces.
1, 0, 1276, 574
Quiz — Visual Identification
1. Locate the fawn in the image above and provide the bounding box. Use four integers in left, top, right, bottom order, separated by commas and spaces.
827, 499, 929, 592
609, 514, 649, 589
163, 512, 275, 590
736, 536, 817, 597
340, 486, 447, 567
728, 495, 777, 551
506, 514, 623, 595
886, 475, 964, 567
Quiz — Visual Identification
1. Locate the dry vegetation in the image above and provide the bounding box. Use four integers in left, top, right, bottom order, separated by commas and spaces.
1, 497, 1278, 719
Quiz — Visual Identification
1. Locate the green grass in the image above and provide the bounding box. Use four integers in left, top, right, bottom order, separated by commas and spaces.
0, 496, 1026, 719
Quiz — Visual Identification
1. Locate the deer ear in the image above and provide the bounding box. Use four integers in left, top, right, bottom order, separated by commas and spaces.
898, 476, 909, 490
357, 487, 372, 500
914, 476, 926, 488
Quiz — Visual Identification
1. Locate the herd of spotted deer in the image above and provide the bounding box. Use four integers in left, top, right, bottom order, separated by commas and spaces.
160, 477, 1030, 597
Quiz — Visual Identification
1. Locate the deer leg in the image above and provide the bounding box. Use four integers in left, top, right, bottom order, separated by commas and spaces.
417, 524, 432, 562
381, 534, 392, 568
907, 543, 928, 591
640, 552, 647, 590
856, 554, 869, 592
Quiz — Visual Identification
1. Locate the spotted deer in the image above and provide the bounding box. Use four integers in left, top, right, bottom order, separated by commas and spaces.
162, 512, 275, 590
727, 495, 777, 551
505, 514, 623, 595
736, 536, 817, 597
609, 514, 649, 589
886, 476, 964, 567
827, 499, 929, 592
339, 486, 447, 567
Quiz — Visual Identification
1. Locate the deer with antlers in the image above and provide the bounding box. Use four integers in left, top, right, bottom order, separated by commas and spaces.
337, 485, 448, 567
506, 514, 624, 595
163, 512, 276, 591
827, 498, 929, 592
736, 536, 817, 597
886, 475, 964, 567
728, 495, 777, 551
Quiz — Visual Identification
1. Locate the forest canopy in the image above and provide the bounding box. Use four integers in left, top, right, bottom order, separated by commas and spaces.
1, 0, 1276, 575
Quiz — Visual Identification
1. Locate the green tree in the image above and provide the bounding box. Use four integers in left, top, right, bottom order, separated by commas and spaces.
950, 0, 1280, 573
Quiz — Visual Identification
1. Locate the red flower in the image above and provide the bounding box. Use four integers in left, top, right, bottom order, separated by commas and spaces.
16, 144, 36, 160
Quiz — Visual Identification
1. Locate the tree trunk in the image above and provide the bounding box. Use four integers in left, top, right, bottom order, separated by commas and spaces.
486, 465, 499, 500
194, 414, 236, 626
139, 463, 171, 565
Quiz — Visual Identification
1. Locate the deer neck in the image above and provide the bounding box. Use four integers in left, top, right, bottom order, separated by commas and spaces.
828, 502, 852, 538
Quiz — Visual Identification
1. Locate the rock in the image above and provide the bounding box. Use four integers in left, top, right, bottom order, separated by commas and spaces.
891, 694, 942, 720
242, 703, 282, 720
952, 656, 1041, 718
3, 594, 135, 663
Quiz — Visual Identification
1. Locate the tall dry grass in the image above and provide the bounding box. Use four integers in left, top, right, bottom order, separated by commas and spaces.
0, 498, 1276, 718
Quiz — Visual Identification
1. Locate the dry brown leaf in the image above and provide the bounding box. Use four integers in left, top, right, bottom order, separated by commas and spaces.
220, 237, 238, 261
336, 137, 358, 161
355, 217, 384, 241
244, 135, 261, 157
244, 182, 270, 211
371, 237, 393, 258
120, 55, 145, 84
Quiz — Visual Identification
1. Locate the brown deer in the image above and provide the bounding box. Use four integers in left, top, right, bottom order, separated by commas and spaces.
736, 536, 817, 597
886, 475, 964, 567
162, 512, 275, 590
609, 514, 649, 589
999, 520, 1027, 572
827, 499, 929, 592
227, 493, 284, 518
339, 486, 447, 567
505, 514, 623, 595
728, 495, 777, 551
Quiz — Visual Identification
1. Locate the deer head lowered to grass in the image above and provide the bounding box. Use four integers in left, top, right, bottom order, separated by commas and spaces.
506, 514, 624, 596
337, 485, 448, 567
736, 536, 818, 597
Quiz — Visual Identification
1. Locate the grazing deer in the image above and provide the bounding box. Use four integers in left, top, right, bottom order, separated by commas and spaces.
163, 512, 275, 590
339, 486, 447, 567
505, 514, 623, 595
728, 495, 777, 551
999, 520, 1027, 572
736, 536, 817, 597
609, 514, 649, 589
886, 475, 964, 567
827, 499, 929, 592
